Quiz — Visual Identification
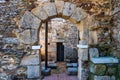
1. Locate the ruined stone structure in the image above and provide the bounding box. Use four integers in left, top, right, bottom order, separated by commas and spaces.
0, 0, 120, 80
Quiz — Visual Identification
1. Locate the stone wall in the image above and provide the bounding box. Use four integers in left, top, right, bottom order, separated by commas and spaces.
0, 0, 120, 80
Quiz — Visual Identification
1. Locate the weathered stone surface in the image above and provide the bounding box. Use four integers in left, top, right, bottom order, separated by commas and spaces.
31, 7, 48, 21
67, 67, 78, 75
0, 73, 11, 80
3, 38, 19, 44
43, 3, 57, 17
62, 2, 76, 18
94, 76, 115, 80
89, 48, 99, 60
89, 31, 98, 44
78, 67, 89, 80
16, 67, 27, 75
19, 11, 41, 29
55, 1, 64, 15
90, 64, 106, 75
27, 65, 40, 78
107, 67, 117, 75
17, 29, 38, 44
21, 54, 39, 65
70, 8, 87, 23
91, 57, 119, 64
42, 67, 51, 76
79, 40, 88, 45
78, 49, 88, 61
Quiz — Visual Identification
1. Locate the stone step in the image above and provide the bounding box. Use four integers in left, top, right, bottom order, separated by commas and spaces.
67, 67, 78, 75
66, 63, 78, 68
48, 63, 57, 69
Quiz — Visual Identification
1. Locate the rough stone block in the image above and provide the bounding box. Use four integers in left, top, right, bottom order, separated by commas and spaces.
42, 67, 51, 76
90, 64, 106, 75
55, 0, 64, 16
3, 38, 19, 44
43, 3, 57, 17
94, 76, 115, 80
89, 48, 99, 60
31, 7, 48, 21
67, 67, 78, 75
48, 63, 57, 69
27, 66, 40, 78
70, 8, 87, 23
62, 2, 76, 18
18, 29, 38, 44
19, 11, 41, 29
89, 31, 98, 45
21, 54, 39, 65
78, 49, 88, 61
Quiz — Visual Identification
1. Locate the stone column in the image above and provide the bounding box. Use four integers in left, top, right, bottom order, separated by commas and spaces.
77, 18, 89, 80
77, 41, 89, 80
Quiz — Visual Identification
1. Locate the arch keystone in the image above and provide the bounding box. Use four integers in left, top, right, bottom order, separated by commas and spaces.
55, 0, 64, 16
43, 3, 57, 17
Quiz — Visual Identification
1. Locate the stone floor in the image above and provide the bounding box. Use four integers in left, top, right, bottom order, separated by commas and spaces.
42, 73, 78, 80
42, 62, 78, 80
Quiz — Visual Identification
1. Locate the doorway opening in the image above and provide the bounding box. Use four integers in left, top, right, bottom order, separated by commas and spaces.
57, 42, 64, 62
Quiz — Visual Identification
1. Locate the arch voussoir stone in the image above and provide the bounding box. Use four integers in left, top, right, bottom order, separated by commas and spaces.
43, 2, 57, 18
19, 11, 41, 29
62, 2, 76, 19
70, 8, 88, 23
55, 1, 64, 16
31, 7, 48, 21
17, 29, 38, 44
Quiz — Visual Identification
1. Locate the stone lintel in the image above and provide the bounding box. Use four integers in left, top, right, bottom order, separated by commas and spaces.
91, 57, 119, 64
77, 44, 88, 49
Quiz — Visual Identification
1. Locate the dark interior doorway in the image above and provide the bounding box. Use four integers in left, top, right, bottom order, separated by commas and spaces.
57, 42, 64, 62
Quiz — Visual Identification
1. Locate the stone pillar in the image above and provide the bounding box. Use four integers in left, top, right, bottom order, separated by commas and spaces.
77, 42, 89, 80
77, 18, 89, 80
20, 45, 42, 80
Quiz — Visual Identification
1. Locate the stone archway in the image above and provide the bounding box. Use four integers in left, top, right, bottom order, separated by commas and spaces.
16, 1, 89, 80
